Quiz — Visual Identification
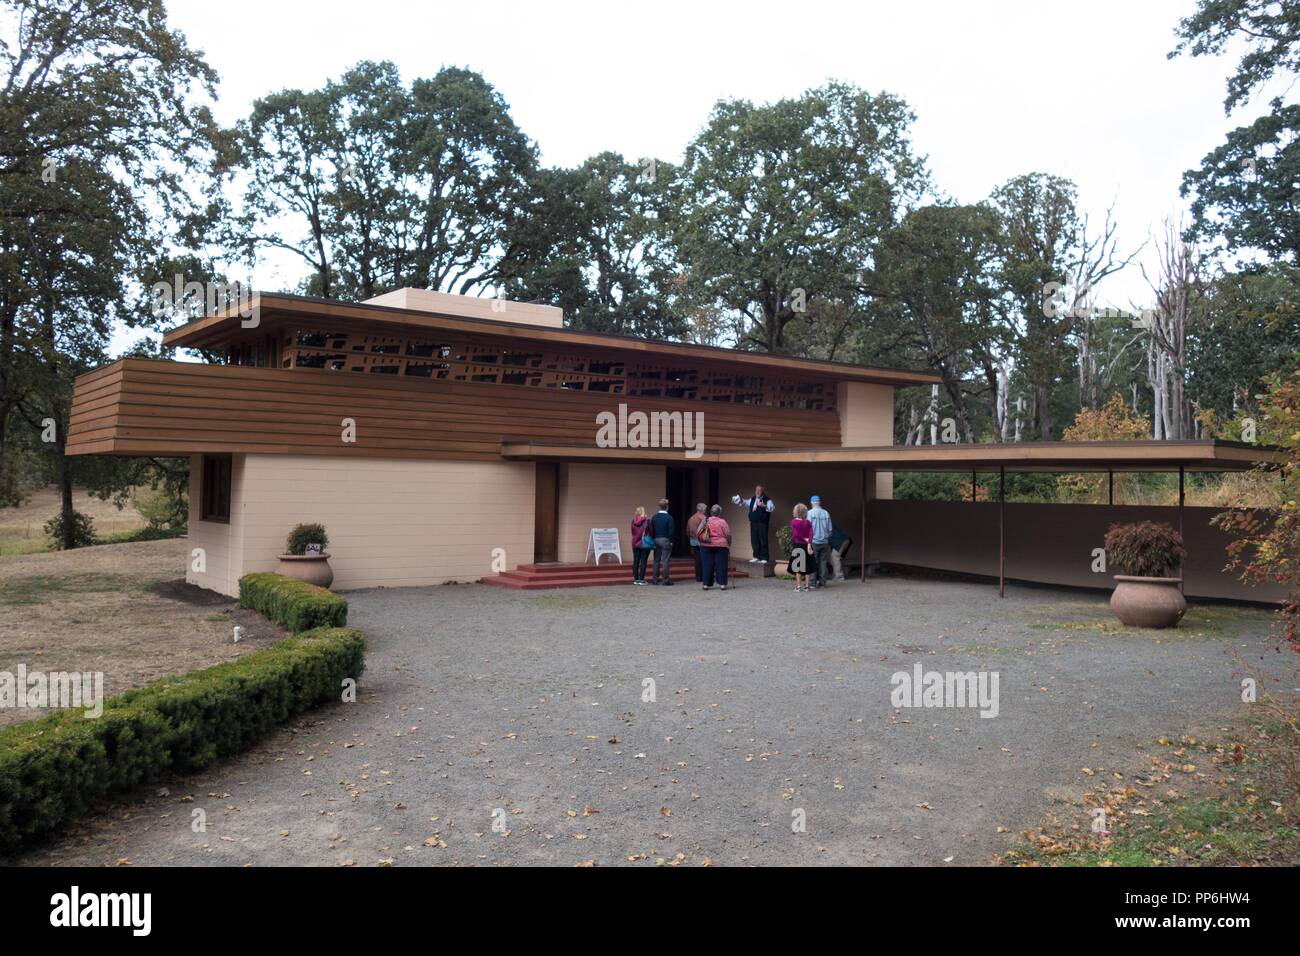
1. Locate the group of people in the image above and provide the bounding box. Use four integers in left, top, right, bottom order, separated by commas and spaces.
628, 484, 854, 592
630, 499, 734, 589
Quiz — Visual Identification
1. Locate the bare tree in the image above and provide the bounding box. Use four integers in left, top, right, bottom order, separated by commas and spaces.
1141, 219, 1204, 440
1069, 207, 1144, 411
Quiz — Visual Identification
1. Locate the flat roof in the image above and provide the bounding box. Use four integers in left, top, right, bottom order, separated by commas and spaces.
161, 292, 942, 388
499, 439, 1282, 472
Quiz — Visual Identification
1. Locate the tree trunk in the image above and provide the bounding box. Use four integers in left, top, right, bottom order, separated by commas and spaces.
1036, 385, 1054, 441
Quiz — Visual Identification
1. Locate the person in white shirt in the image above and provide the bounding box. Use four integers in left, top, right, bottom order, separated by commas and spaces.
732, 485, 775, 562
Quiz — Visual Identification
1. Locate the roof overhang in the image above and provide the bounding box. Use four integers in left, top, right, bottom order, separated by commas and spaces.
161, 292, 942, 388
500, 439, 1283, 472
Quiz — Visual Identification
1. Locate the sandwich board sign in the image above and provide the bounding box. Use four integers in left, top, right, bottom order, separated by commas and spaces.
586, 527, 622, 565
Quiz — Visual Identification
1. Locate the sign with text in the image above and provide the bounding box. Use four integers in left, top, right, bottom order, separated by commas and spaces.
586, 527, 622, 565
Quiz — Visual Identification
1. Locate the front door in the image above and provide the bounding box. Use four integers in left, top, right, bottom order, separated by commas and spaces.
534, 462, 559, 562
665, 466, 693, 554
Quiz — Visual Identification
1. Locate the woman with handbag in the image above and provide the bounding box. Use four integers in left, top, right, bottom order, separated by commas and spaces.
699, 504, 733, 590
630, 506, 652, 585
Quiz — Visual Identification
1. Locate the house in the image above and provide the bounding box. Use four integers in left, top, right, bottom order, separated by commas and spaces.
65, 289, 1285, 601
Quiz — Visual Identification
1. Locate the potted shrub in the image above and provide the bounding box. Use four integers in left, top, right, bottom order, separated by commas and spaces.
773, 524, 793, 577
277, 523, 334, 589
1103, 521, 1187, 628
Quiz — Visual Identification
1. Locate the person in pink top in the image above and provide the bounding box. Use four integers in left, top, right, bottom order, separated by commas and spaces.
698, 504, 733, 590
789, 502, 813, 592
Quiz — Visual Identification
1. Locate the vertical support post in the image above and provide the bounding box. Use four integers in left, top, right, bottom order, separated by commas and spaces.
1108, 470, 1114, 506
860, 466, 868, 582
1178, 465, 1185, 594
999, 466, 1006, 599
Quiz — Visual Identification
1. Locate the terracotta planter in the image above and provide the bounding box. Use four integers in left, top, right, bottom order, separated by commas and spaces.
276, 553, 334, 589
773, 560, 790, 577
1110, 575, 1185, 629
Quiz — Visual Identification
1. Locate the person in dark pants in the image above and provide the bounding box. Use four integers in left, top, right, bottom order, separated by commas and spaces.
699, 504, 732, 590
686, 503, 708, 582
732, 485, 775, 562
807, 495, 832, 588
650, 498, 675, 586
630, 506, 651, 585
829, 524, 853, 581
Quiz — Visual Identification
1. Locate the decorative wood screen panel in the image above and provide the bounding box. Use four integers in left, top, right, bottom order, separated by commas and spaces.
249, 328, 837, 412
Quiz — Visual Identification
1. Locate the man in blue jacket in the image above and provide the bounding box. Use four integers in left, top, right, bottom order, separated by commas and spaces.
650, 498, 675, 586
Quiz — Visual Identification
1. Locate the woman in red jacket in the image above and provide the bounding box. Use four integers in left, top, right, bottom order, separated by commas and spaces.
699, 504, 733, 590
630, 506, 651, 585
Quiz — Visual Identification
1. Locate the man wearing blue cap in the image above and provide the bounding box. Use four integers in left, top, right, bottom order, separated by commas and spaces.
807, 495, 833, 588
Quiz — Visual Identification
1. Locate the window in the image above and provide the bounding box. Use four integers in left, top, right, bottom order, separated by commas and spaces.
201, 455, 232, 522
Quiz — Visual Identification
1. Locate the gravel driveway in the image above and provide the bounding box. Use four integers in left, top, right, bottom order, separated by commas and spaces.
12, 575, 1281, 866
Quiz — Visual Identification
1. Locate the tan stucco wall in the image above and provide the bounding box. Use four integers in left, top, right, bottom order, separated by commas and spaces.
186, 454, 246, 597
188, 454, 536, 595
837, 381, 894, 498
556, 462, 666, 563
718, 466, 869, 561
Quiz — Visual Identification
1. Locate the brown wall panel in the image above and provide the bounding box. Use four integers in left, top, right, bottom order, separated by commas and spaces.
67, 359, 843, 460
866, 499, 1287, 603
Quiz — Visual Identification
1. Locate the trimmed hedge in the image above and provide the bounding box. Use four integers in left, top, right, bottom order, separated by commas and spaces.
0, 627, 365, 853
239, 572, 347, 632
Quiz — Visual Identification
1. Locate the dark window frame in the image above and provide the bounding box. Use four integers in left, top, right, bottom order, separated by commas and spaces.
200, 455, 232, 523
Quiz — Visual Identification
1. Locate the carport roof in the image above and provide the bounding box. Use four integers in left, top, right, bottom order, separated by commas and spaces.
500, 438, 1282, 472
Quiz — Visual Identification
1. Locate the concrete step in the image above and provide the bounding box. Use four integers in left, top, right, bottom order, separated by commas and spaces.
483, 559, 747, 590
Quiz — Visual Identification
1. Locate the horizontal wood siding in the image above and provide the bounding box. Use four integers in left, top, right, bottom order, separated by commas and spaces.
67, 359, 843, 461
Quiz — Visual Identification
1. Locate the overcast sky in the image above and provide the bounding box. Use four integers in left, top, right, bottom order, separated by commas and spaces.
132, 0, 1274, 352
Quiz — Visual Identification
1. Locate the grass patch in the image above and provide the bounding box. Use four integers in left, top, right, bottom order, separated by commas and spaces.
1025, 602, 1276, 640
0, 538, 53, 557
1004, 723, 1300, 867
0, 572, 142, 607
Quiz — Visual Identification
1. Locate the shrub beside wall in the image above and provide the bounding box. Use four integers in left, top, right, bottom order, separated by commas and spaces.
239, 572, 347, 632
0, 626, 365, 853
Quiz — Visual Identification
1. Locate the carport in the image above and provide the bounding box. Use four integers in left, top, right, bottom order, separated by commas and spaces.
502, 439, 1284, 600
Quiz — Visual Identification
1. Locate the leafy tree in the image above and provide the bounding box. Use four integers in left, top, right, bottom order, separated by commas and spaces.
990, 174, 1135, 439
396, 67, 536, 293
234, 62, 536, 301
871, 203, 1008, 441
236, 85, 339, 296
1174, 2, 1300, 263
674, 82, 927, 353
1180, 103, 1300, 263
1188, 263, 1300, 418
1213, 360, 1300, 646
1056, 395, 1154, 503
0, 0, 218, 547
326, 61, 407, 300
1172, 0, 1300, 114
499, 152, 687, 338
